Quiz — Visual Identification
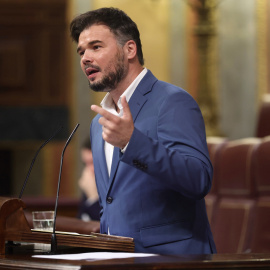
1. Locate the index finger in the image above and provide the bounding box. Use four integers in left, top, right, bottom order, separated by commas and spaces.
91, 104, 115, 120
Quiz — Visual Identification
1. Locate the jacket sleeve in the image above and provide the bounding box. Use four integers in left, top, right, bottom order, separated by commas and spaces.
120, 90, 213, 200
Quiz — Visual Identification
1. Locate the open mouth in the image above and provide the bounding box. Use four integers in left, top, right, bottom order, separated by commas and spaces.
85, 67, 100, 78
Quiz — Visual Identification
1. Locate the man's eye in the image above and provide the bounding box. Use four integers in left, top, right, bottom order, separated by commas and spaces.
78, 51, 84, 57
93, 45, 101, 50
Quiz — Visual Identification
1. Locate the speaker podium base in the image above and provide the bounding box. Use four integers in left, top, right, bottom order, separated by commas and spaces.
0, 197, 134, 255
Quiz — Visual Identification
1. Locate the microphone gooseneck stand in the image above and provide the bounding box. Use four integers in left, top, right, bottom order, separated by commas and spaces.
18, 125, 63, 199
50, 123, 80, 254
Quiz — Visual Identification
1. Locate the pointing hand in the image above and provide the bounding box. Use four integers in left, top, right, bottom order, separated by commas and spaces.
91, 96, 134, 149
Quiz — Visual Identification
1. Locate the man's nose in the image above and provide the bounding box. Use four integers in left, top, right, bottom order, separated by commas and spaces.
82, 50, 93, 64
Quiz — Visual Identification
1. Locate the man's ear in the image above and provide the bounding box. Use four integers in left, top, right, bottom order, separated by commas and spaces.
125, 40, 137, 60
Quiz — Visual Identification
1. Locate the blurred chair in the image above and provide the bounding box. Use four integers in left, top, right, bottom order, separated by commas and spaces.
207, 137, 228, 194
249, 136, 270, 252
205, 137, 228, 225
256, 94, 270, 138
210, 138, 260, 253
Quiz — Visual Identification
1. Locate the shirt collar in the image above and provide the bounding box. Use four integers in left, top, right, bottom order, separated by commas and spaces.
100, 68, 147, 116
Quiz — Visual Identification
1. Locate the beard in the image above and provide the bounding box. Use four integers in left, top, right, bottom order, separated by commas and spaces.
88, 50, 127, 92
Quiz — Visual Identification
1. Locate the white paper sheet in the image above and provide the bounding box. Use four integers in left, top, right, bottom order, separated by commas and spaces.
33, 252, 157, 261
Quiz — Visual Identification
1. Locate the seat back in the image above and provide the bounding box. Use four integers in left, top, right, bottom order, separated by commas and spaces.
256, 94, 270, 137
216, 138, 260, 198
252, 136, 270, 196
249, 136, 270, 252
205, 137, 228, 224
210, 138, 260, 253
207, 136, 228, 195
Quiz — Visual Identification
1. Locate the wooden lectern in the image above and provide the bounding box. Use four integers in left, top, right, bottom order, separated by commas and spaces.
0, 197, 134, 254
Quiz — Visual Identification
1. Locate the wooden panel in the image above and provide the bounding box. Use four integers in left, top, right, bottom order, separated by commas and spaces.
0, 0, 69, 106
0, 41, 26, 88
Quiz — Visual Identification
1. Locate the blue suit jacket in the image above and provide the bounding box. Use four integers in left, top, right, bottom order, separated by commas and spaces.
90, 70, 216, 254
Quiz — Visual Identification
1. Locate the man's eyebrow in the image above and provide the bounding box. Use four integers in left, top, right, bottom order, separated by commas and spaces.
77, 40, 102, 53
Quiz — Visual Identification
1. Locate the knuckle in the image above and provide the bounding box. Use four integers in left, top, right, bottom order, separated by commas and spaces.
114, 117, 121, 125
102, 132, 107, 140
98, 117, 103, 124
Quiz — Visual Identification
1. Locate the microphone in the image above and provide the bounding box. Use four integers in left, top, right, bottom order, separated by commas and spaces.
18, 125, 63, 199
50, 123, 80, 254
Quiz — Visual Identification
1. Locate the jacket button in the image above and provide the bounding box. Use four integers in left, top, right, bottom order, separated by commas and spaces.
106, 196, 113, 204
133, 160, 138, 165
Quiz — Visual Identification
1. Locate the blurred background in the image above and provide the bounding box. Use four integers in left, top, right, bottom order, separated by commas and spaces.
0, 0, 269, 199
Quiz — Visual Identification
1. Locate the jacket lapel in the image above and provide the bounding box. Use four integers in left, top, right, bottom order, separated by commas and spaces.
106, 70, 158, 189
95, 124, 110, 186
108, 146, 121, 186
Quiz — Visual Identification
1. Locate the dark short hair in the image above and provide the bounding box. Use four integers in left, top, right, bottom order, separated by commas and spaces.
82, 137, 91, 150
70, 7, 144, 66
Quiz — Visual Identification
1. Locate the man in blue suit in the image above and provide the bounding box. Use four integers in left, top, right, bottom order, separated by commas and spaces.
70, 7, 216, 255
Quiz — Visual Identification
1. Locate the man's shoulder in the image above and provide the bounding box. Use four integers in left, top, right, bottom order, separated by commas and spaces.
141, 70, 188, 96
153, 79, 192, 100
